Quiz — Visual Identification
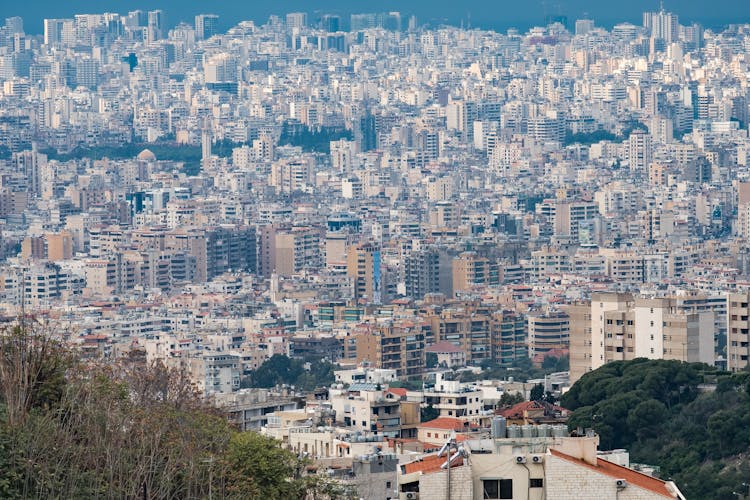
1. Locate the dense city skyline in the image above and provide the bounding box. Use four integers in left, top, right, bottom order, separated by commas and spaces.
4, 0, 749, 34
0, 2, 749, 498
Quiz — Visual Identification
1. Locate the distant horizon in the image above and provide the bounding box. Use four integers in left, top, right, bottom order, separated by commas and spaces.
3, 0, 749, 35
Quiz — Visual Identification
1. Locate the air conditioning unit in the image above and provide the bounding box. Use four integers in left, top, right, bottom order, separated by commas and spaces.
531, 455, 544, 464
405, 492, 419, 500
515, 455, 527, 464
616, 479, 628, 489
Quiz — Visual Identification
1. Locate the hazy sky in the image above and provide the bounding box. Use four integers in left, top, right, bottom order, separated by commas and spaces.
4, 0, 749, 34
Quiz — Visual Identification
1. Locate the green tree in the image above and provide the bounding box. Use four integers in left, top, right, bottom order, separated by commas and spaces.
420, 404, 440, 422
224, 432, 300, 498
248, 354, 336, 390
627, 399, 667, 440
561, 359, 750, 499
426, 352, 438, 369
530, 383, 544, 401
224, 432, 346, 499
498, 391, 525, 407
0, 322, 73, 426
0, 319, 353, 499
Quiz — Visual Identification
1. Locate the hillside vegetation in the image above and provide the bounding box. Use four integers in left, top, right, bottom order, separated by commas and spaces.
0, 322, 348, 499
561, 359, 750, 500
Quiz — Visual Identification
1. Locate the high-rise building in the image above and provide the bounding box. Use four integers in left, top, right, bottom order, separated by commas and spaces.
272, 226, 322, 277
286, 12, 307, 30
164, 226, 256, 282
628, 129, 653, 173
643, 7, 679, 43
75, 58, 98, 88
527, 312, 570, 359
46, 231, 73, 261
404, 247, 452, 299
5, 16, 22, 32
204, 53, 236, 82
347, 242, 382, 304
451, 252, 500, 295
43, 18, 73, 46
320, 14, 340, 33
330, 139, 358, 172
350, 13, 377, 31
13, 149, 47, 197
727, 293, 750, 371
354, 321, 426, 376
566, 293, 715, 384
195, 14, 219, 40
201, 129, 212, 167
147, 10, 163, 41
736, 182, 750, 238
574, 18, 595, 36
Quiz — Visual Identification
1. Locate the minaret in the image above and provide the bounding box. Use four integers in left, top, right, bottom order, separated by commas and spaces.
270, 273, 279, 303
201, 125, 212, 168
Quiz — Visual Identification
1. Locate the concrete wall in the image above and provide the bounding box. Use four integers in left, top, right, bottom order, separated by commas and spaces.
418, 465, 473, 500
545, 454, 665, 500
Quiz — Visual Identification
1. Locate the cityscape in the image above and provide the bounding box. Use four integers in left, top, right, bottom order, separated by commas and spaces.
0, 3, 749, 499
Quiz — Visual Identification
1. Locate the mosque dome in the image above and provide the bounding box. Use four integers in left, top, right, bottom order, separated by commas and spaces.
136, 149, 156, 161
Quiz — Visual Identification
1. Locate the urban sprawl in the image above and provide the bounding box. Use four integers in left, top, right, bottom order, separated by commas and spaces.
1, 6, 749, 499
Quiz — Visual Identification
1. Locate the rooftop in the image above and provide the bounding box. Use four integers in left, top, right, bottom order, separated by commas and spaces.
549, 448, 679, 499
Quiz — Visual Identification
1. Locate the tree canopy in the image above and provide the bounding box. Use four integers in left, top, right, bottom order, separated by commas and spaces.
244, 354, 336, 391
0, 321, 346, 499
561, 358, 750, 500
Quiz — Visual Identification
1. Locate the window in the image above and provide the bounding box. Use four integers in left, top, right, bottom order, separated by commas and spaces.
530, 478, 544, 488
483, 479, 512, 499
386, 481, 391, 489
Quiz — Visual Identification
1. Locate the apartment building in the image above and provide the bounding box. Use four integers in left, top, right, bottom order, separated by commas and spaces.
452, 251, 500, 295
527, 311, 570, 358
410, 373, 484, 420
424, 307, 492, 366
727, 292, 750, 371
354, 320, 427, 377
567, 293, 715, 384
404, 247, 453, 299
347, 241, 383, 304
331, 387, 403, 437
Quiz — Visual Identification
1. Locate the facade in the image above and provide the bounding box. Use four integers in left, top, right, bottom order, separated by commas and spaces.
215, 389, 305, 431
354, 321, 427, 377
527, 312, 570, 358
727, 292, 750, 371
414, 373, 484, 420
452, 252, 500, 295
331, 388, 403, 437
567, 293, 715, 383
347, 242, 382, 304
404, 247, 453, 299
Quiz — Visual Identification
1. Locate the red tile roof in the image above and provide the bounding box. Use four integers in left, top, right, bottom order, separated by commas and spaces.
549, 449, 675, 498
402, 453, 464, 475
387, 387, 408, 397
419, 417, 478, 431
